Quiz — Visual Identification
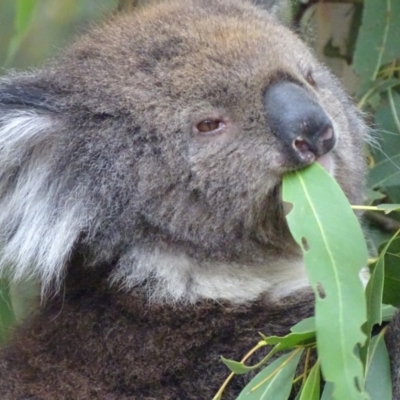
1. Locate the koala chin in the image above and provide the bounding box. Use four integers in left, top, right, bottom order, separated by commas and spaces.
0, 0, 376, 399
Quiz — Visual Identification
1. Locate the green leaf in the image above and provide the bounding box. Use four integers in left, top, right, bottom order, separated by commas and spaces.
379, 237, 400, 307
321, 382, 334, 400
360, 237, 385, 366
368, 89, 400, 195
5, 0, 37, 67
368, 154, 400, 189
236, 350, 303, 400
299, 360, 320, 400
353, 0, 400, 85
290, 317, 315, 333
364, 331, 392, 399
381, 304, 397, 321
365, 246, 385, 330
376, 204, 400, 214
0, 279, 16, 344
265, 331, 315, 351
283, 163, 369, 400
15, 0, 36, 33
221, 357, 254, 375
358, 78, 400, 109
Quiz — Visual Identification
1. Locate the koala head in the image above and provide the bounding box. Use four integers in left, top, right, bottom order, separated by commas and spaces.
0, 0, 366, 303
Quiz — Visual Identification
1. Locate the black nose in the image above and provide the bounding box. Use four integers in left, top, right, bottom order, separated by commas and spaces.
264, 80, 336, 165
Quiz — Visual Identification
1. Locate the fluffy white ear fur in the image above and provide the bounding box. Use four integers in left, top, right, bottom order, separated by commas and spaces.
0, 111, 86, 293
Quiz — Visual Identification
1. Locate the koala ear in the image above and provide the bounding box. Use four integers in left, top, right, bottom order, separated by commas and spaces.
0, 76, 85, 291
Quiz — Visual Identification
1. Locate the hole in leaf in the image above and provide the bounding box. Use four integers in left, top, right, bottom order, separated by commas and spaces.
316, 283, 326, 299
282, 201, 293, 216
301, 237, 310, 251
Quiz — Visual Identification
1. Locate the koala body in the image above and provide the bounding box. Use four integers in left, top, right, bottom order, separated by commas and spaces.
0, 0, 371, 399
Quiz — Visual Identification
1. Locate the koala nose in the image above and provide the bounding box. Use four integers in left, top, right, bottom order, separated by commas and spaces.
263, 81, 336, 165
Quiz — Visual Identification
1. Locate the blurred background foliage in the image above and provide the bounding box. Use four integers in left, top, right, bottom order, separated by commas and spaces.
0, 0, 117, 69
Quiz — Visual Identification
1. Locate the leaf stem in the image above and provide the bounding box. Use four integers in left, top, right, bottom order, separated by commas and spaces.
212, 342, 265, 400
250, 348, 302, 392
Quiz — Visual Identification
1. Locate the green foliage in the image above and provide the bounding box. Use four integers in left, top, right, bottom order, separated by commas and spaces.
236, 350, 303, 400
354, 0, 400, 207
4, 0, 37, 66
0, 0, 118, 69
375, 237, 400, 307
284, 164, 369, 399
0, 280, 16, 344
353, 0, 400, 87
213, 2, 400, 398
216, 164, 395, 399
298, 360, 320, 400
364, 331, 392, 400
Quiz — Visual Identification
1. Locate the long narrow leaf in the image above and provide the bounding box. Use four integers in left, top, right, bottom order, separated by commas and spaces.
5, 0, 37, 67
365, 331, 392, 400
299, 360, 320, 400
283, 163, 368, 400
236, 350, 303, 400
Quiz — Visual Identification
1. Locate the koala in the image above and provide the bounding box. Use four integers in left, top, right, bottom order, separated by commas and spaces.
0, 0, 376, 399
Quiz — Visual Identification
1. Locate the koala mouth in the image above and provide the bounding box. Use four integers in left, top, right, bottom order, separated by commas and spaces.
315, 153, 335, 175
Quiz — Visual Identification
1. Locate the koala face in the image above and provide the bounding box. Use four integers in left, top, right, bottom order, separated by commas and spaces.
0, 0, 366, 303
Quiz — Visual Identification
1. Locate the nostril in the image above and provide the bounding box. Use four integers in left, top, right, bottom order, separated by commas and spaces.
292, 124, 336, 164
293, 138, 312, 153
317, 125, 336, 155
292, 137, 316, 163
320, 126, 333, 141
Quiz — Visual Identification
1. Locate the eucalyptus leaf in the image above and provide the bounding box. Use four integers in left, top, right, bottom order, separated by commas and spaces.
299, 360, 320, 400
376, 204, 400, 214
290, 317, 315, 333
368, 91, 400, 194
358, 78, 400, 110
361, 239, 385, 367
382, 304, 397, 322
0, 279, 16, 344
15, 0, 36, 33
222, 357, 254, 375
265, 331, 315, 351
379, 237, 400, 307
283, 163, 368, 400
4, 0, 37, 66
236, 350, 303, 400
364, 331, 392, 399
321, 382, 334, 400
353, 0, 400, 86
368, 154, 400, 189
364, 246, 385, 332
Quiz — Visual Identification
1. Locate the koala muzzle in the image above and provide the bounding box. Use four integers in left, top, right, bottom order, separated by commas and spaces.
264, 80, 336, 166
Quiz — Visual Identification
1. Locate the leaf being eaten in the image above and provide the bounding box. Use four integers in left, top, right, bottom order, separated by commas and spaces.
282, 163, 369, 400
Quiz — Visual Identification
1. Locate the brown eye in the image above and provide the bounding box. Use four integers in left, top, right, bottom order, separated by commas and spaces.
196, 119, 222, 133
305, 70, 316, 87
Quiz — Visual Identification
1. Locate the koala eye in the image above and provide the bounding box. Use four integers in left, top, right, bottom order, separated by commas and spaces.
305, 70, 316, 87
196, 119, 224, 134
